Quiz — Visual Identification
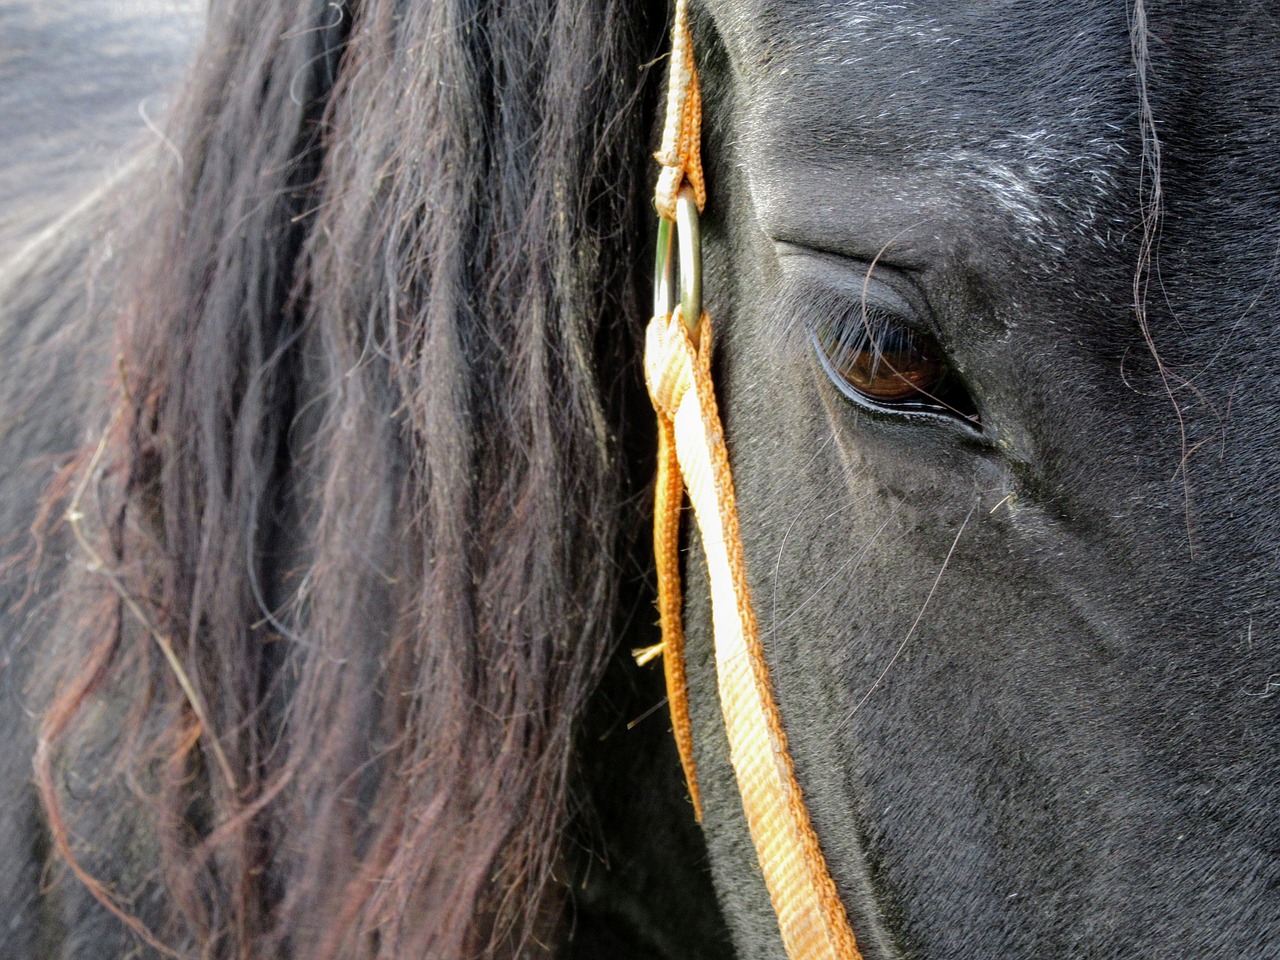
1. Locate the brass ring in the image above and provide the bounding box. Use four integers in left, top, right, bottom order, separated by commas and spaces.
653, 184, 702, 339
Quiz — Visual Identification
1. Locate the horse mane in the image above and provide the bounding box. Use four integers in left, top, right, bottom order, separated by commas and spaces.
35, 1, 665, 955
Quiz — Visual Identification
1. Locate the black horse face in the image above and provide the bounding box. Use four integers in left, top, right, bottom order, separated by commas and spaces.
682, 2, 1280, 956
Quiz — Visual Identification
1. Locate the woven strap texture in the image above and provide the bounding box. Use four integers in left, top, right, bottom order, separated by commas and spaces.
644, 309, 863, 960
643, 3, 864, 957
654, 0, 705, 219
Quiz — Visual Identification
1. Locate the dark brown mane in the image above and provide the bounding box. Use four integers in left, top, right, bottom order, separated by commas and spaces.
35, 1, 666, 955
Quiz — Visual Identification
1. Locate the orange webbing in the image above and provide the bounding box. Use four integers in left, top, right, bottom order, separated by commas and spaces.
638, 0, 705, 821
644, 310, 862, 960
654, 0, 705, 220
652, 402, 702, 818
641, 5, 863, 957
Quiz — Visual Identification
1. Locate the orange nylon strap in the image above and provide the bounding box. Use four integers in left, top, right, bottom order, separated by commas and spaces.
638, 4, 864, 958
653, 0, 705, 221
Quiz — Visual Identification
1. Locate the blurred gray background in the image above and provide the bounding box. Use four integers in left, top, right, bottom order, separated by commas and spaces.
0, 0, 203, 246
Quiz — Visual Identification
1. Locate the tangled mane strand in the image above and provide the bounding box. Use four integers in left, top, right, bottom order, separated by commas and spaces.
36, 0, 665, 956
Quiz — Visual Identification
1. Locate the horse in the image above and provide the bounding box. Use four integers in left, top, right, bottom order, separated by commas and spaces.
0, 0, 1276, 957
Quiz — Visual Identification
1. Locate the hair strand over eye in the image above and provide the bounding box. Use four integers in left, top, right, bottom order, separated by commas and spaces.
811, 306, 980, 425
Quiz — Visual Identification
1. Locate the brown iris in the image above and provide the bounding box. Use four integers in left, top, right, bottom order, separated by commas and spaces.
813, 310, 949, 406
839, 337, 946, 402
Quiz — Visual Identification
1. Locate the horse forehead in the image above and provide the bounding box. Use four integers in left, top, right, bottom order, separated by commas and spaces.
708, 2, 1138, 239
714, 0, 1132, 99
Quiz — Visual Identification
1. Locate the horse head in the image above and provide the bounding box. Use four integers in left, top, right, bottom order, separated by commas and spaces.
2, 1, 1275, 957
678, 2, 1280, 956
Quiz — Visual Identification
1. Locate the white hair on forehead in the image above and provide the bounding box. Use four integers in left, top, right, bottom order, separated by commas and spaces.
779, 4, 1130, 252
803, 1, 957, 60
935, 124, 1129, 253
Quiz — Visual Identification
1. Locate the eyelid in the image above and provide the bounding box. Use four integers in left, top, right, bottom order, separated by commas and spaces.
773, 275, 932, 363
773, 246, 939, 348
774, 249, 981, 429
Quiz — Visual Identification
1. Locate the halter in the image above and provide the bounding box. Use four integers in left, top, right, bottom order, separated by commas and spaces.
637, 3, 864, 958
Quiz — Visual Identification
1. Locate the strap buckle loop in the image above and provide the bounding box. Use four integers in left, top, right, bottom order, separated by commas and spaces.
653, 183, 702, 340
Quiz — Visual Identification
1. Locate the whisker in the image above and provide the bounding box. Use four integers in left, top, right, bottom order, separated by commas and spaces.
771, 504, 901, 637
834, 501, 977, 737
767, 435, 845, 646
625, 697, 669, 732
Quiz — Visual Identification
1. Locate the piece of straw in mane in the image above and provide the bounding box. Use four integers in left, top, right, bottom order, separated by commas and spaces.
32, 0, 666, 956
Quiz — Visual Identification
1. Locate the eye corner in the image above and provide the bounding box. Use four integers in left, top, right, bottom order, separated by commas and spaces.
775, 247, 981, 434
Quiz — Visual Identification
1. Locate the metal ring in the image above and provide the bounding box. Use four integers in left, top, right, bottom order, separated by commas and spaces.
652, 184, 702, 339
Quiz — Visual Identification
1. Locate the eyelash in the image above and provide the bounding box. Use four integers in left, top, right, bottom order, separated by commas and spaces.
785, 288, 980, 427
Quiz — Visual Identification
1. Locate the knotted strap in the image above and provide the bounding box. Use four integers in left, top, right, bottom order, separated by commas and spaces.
653, 0, 705, 221
639, 4, 864, 958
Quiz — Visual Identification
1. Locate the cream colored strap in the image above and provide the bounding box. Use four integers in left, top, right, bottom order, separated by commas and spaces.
639, 3, 864, 957
644, 310, 862, 960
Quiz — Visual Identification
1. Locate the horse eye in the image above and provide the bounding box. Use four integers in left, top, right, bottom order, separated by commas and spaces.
811, 310, 979, 424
